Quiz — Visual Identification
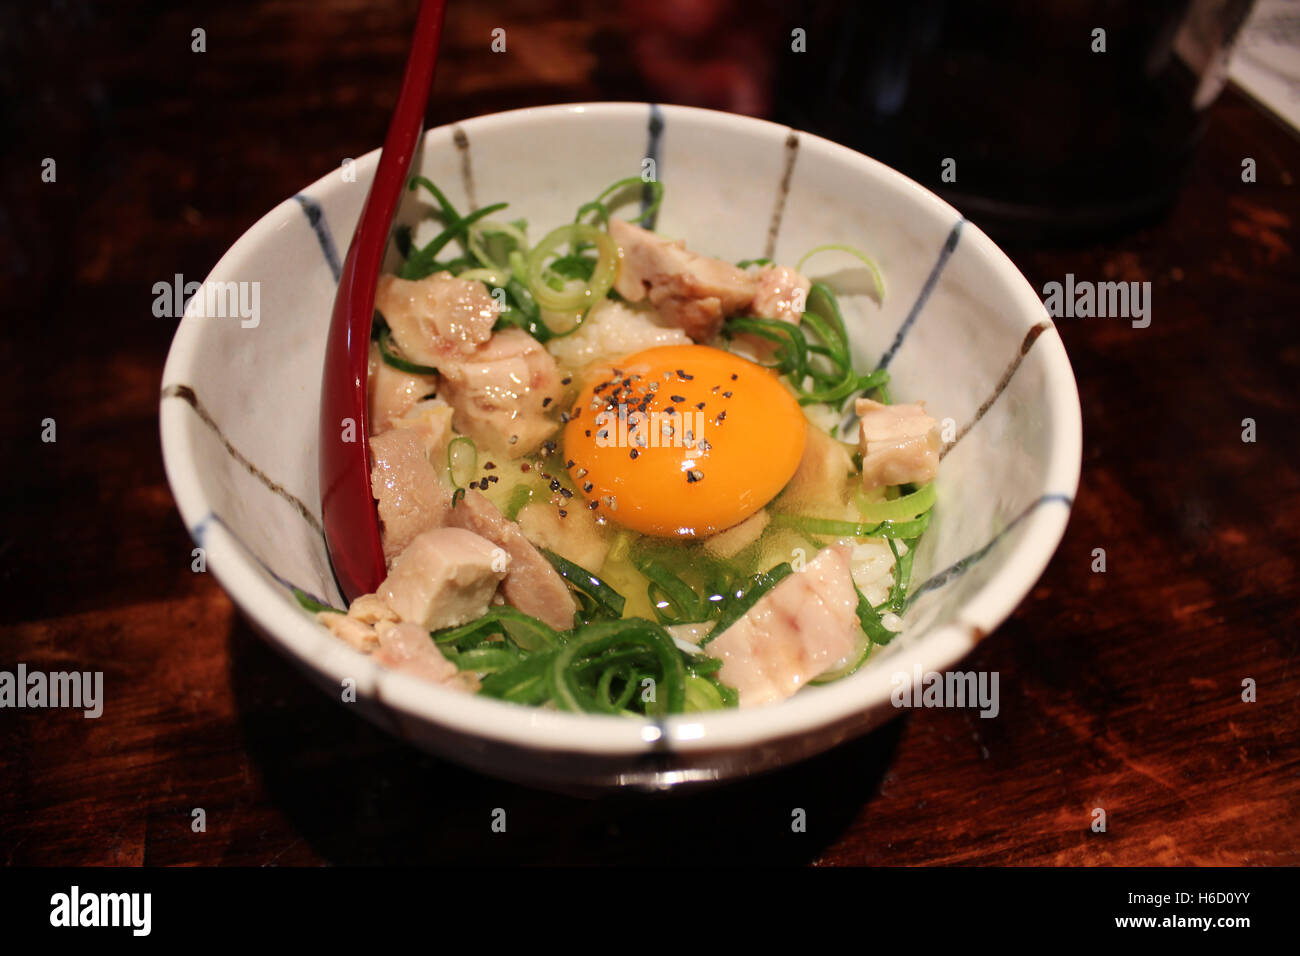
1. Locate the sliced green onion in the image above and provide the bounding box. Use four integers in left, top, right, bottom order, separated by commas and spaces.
504, 484, 534, 521
479, 651, 557, 705
526, 223, 619, 315
810, 631, 871, 684
884, 536, 919, 613
855, 586, 897, 645
374, 317, 439, 376
400, 202, 510, 280
576, 177, 664, 227
430, 606, 561, 653
768, 510, 931, 539
805, 281, 851, 363
542, 549, 626, 618
797, 243, 885, 301
454, 646, 523, 674
409, 176, 461, 221
684, 674, 726, 712
457, 267, 508, 288
855, 483, 936, 523
446, 435, 477, 491
293, 587, 342, 615
468, 219, 529, 272
548, 619, 685, 715
703, 563, 794, 645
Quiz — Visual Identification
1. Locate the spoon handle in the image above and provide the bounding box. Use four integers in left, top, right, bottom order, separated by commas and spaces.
320, 0, 448, 602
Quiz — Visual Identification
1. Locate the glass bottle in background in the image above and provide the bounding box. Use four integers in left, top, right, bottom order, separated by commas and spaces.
769, 0, 1256, 243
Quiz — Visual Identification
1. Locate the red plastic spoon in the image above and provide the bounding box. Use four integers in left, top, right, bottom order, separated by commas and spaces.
319, 0, 448, 602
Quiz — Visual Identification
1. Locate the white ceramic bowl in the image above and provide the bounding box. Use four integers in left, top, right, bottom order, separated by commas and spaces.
161, 103, 1081, 789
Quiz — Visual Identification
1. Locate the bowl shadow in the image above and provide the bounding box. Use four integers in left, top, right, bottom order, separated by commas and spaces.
228, 614, 902, 865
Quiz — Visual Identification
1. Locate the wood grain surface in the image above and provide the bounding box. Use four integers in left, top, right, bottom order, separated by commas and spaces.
1, 1, 1297, 866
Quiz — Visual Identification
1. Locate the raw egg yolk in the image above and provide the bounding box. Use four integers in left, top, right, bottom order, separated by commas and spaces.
563, 344, 807, 537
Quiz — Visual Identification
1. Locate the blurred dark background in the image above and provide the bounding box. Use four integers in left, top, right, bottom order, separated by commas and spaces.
1, 1, 1297, 866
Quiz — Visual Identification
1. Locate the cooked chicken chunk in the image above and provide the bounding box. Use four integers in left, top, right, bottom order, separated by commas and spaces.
375, 272, 498, 366
447, 490, 578, 630
609, 218, 756, 341
708, 546, 861, 707
316, 608, 384, 653
368, 342, 439, 434
778, 424, 857, 515
436, 329, 564, 458
378, 527, 508, 629
855, 398, 941, 489
750, 265, 811, 323
369, 427, 453, 562
703, 510, 770, 559
373, 621, 478, 690
516, 498, 611, 571
387, 398, 454, 461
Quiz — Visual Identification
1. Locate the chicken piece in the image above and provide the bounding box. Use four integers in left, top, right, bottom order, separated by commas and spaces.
708, 546, 861, 708
516, 498, 612, 571
369, 427, 453, 562
316, 610, 382, 652
388, 398, 454, 463
778, 425, 857, 515
855, 398, 941, 489
367, 342, 439, 434
373, 621, 478, 691
545, 298, 691, 375
436, 329, 564, 458
375, 272, 498, 366
378, 527, 508, 630
609, 218, 756, 341
314, 591, 400, 653
703, 509, 770, 559
447, 490, 578, 630
750, 265, 811, 323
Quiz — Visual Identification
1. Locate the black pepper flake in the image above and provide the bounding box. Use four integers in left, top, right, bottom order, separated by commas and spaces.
670, 394, 686, 403
588, 500, 599, 510
695, 401, 705, 410
730, 373, 738, 380
541, 440, 557, 456
565, 459, 575, 469
723, 391, 733, 398
484, 461, 496, 470
597, 429, 609, 440
488, 475, 499, 484
560, 488, 573, 499
561, 376, 572, 385
676, 369, 694, 380
582, 481, 594, 493
558, 509, 568, 518
717, 410, 727, 423
686, 469, 704, 483
549, 479, 561, 492
629, 449, 639, 460
542, 396, 552, 407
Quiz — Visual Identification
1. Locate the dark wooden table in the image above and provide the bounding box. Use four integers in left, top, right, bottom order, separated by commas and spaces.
2, 1, 1297, 866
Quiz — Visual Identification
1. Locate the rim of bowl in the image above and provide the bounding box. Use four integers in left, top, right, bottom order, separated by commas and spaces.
161, 102, 1082, 757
